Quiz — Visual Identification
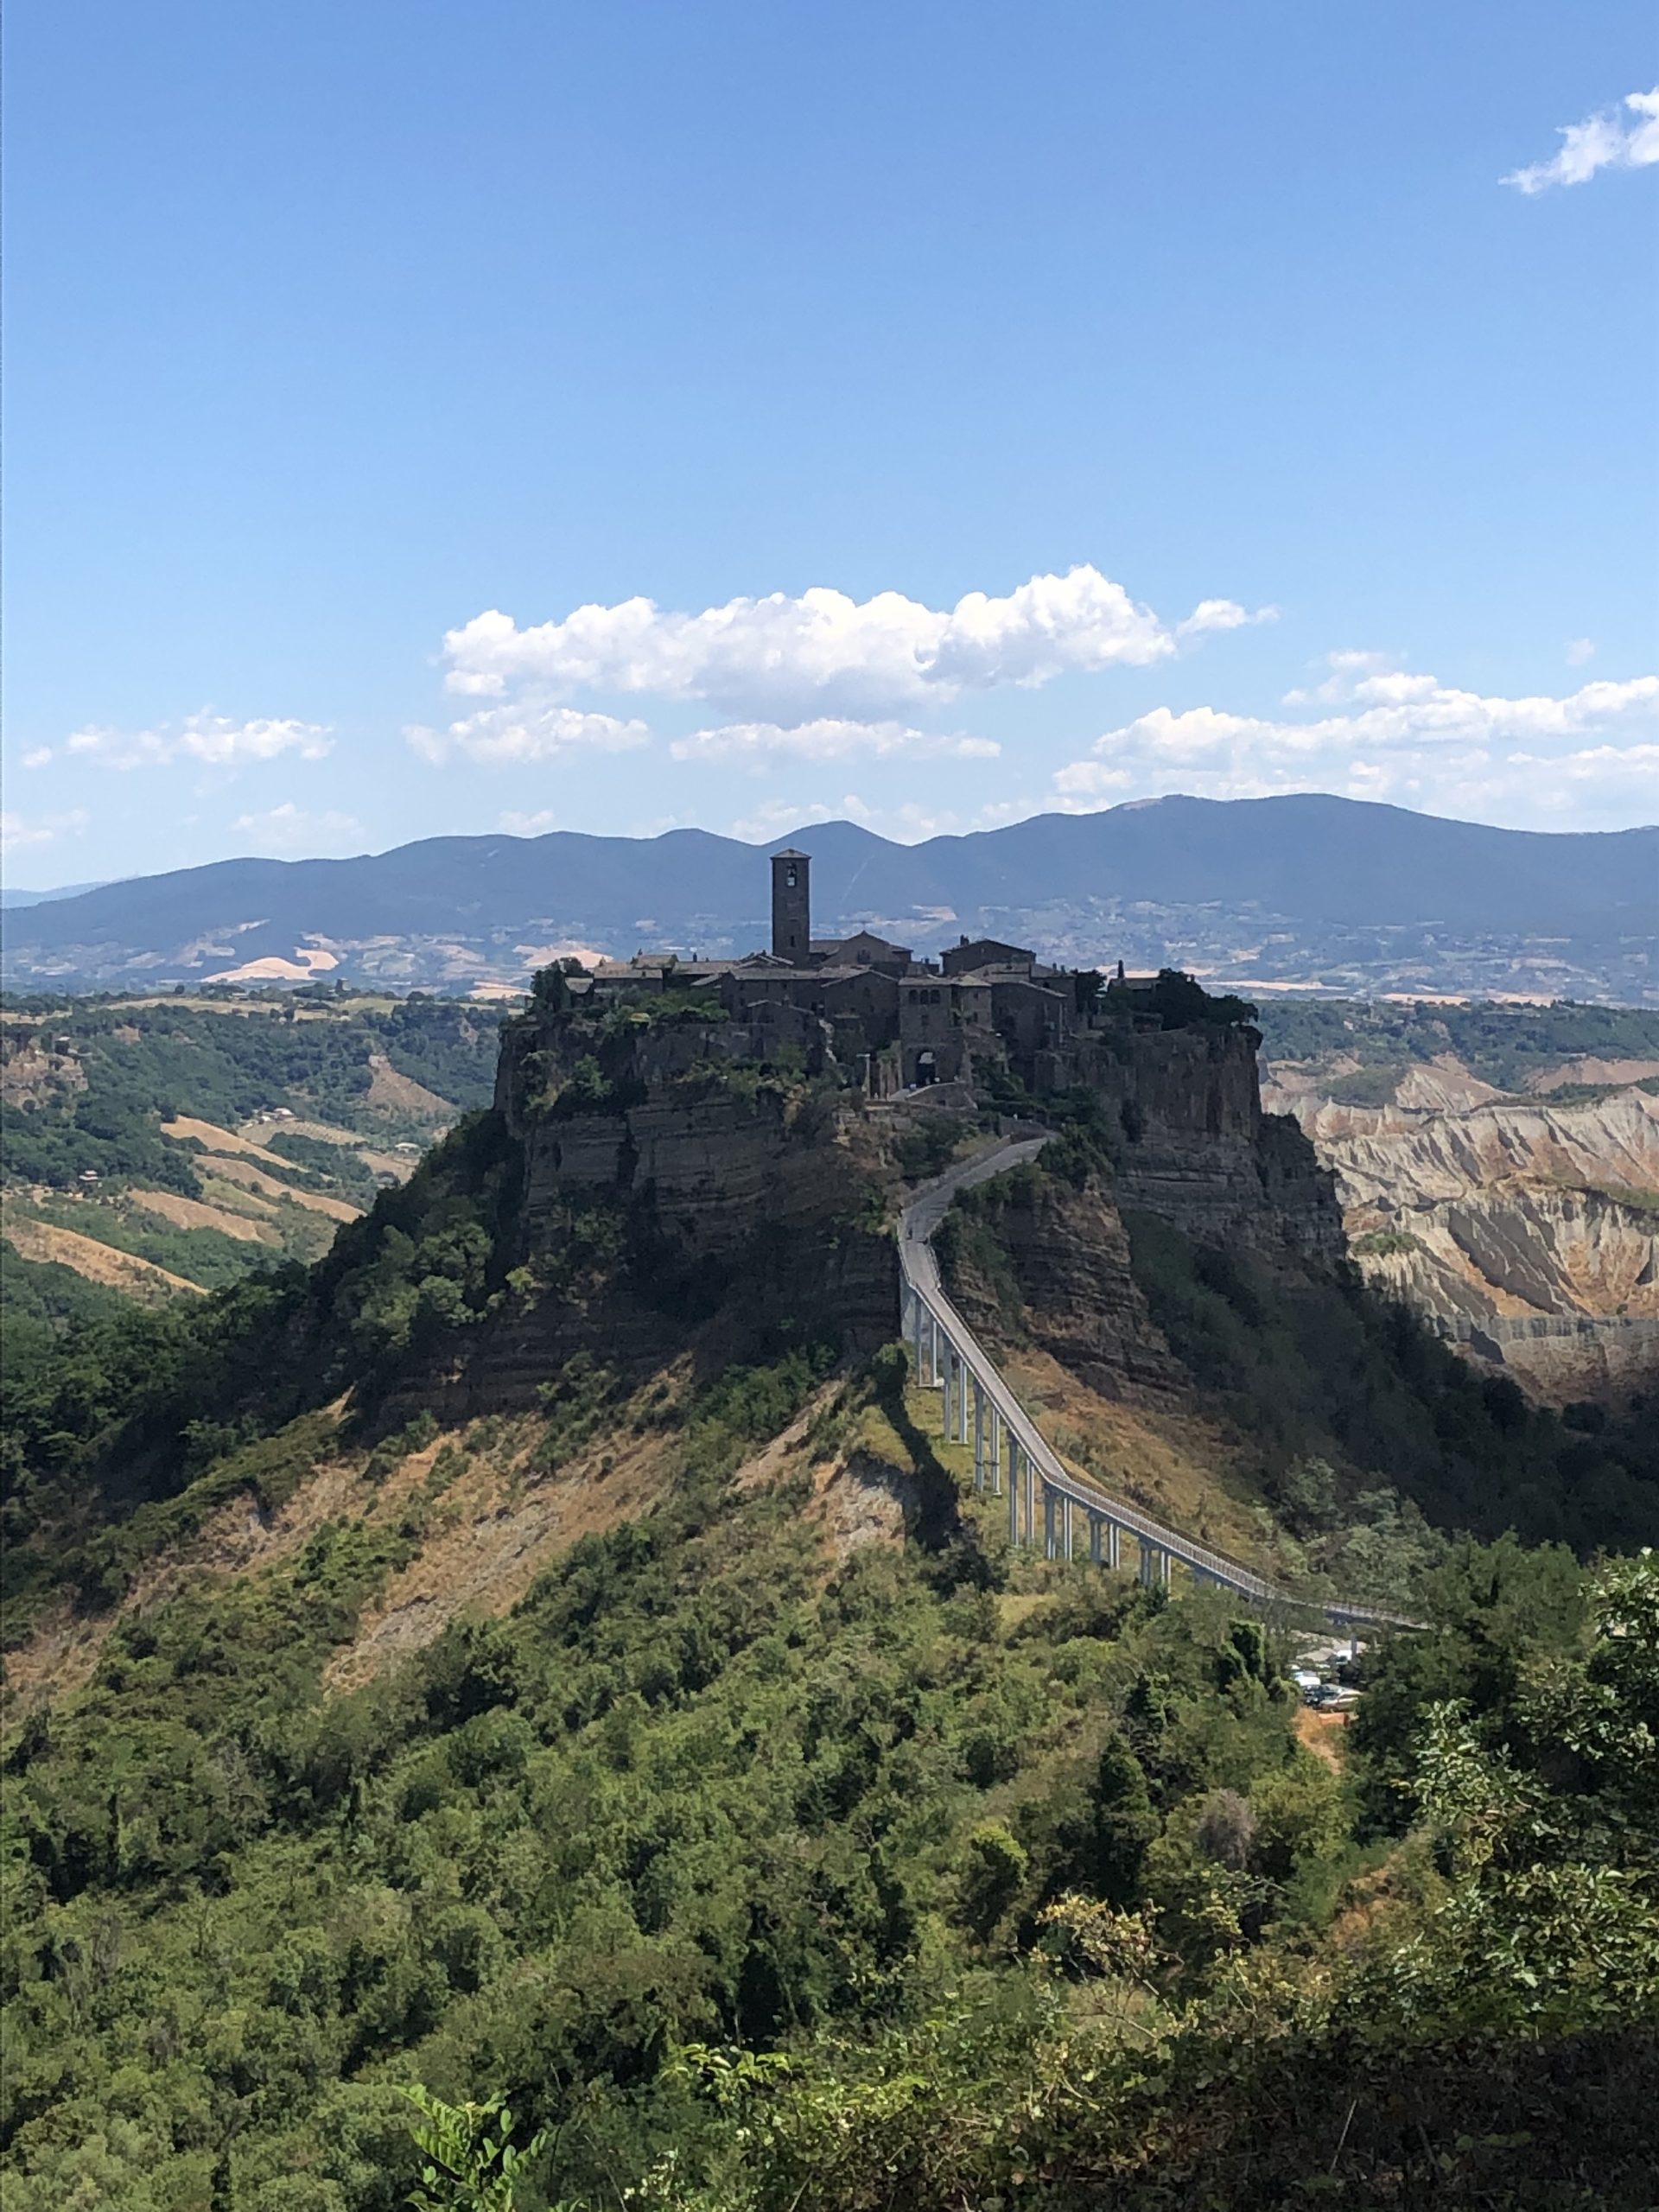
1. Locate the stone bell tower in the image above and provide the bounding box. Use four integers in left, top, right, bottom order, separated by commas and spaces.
771, 847, 810, 963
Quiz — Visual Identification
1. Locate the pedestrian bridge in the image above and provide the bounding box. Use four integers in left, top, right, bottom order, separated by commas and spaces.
899, 1135, 1422, 1633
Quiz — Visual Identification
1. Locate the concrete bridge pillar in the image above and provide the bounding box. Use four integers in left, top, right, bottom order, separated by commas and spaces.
1061, 1494, 1074, 1561
1106, 1521, 1122, 1572
1008, 1447, 1021, 1548
1138, 1540, 1171, 1589
1042, 1484, 1058, 1561
1024, 1452, 1037, 1554
972, 1378, 986, 1491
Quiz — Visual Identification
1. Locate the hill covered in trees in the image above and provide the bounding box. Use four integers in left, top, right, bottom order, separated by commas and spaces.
3, 1030, 1657, 2209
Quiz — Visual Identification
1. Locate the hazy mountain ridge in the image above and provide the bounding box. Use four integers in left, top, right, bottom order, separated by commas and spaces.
5, 794, 1656, 1000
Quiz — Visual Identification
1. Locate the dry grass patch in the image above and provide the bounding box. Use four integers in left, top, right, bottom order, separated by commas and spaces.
162, 1115, 294, 1166
1, 1211, 202, 1300
205, 1154, 361, 1220
129, 1188, 280, 1244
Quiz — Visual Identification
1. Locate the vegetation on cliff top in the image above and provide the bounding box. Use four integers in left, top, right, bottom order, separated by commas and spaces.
1255, 996, 1659, 1093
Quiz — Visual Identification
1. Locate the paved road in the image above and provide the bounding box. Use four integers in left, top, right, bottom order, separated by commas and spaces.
899, 1134, 1421, 1631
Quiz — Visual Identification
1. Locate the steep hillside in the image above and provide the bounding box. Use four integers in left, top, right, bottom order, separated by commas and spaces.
3, 1038, 1657, 2207
933, 1125, 1659, 1568
1258, 1000, 1659, 1400
5, 795, 1656, 998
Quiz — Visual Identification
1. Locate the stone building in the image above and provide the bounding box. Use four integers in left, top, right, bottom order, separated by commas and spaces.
536, 842, 1247, 1106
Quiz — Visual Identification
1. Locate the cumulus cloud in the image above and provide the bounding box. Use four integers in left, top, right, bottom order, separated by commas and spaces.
232, 804, 362, 854
1052, 659, 1659, 827
406, 702, 650, 766
671, 717, 1000, 766
438, 567, 1265, 724
1175, 598, 1278, 639
1503, 86, 1659, 194
1, 808, 90, 859
35, 712, 333, 771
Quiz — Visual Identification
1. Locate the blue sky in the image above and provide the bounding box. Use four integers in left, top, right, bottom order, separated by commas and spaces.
3, 0, 1656, 885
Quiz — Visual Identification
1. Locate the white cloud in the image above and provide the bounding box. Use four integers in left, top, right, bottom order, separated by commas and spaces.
671, 717, 1000, 766
1, 808, 90, 860
37, 712, 333, 771
1503, 86, 1659, 194
407, 702, 650, 766
498, 810, 562, 836
1175, 598, 1278, 639
1567, 637, 1598, 666
439, 566, 1263, 723
1282, 648, 1397, 705
1052, 664, 1659, 827
232, 804, 362, 854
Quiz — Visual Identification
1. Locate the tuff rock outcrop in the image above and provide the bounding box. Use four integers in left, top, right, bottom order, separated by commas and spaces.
1274, 1077, 1659, 1399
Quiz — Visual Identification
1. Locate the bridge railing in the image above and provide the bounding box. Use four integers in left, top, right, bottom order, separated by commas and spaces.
898, 1145, 1423, 1633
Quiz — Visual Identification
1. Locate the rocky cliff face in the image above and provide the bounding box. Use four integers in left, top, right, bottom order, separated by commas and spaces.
472, 1000, 1344, 1418
938, 1025, 1346, 1404
1268, 1069, 1659, 1400
1092, 1023, 1344, 1265
939, 1170, 1184, 1402
494, 1006, 899, 1368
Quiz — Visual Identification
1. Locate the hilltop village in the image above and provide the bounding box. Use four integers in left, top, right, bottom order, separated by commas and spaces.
491, 846, 1311, 1300
519, 846, 1236, 1101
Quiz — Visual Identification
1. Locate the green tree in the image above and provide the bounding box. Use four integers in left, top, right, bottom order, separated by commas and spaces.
402, 2088, 549, 2212
1088, 1733, 1160, 1907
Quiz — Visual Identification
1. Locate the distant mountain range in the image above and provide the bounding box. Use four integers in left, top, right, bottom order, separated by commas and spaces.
0, 881, 111, 912
3, 796, 1656, 1001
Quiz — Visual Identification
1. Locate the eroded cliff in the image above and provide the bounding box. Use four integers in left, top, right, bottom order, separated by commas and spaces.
1272, 1077, 1659, 1398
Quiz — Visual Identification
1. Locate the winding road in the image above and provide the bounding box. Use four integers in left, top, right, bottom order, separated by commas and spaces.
899, 1134, 1422, 1631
